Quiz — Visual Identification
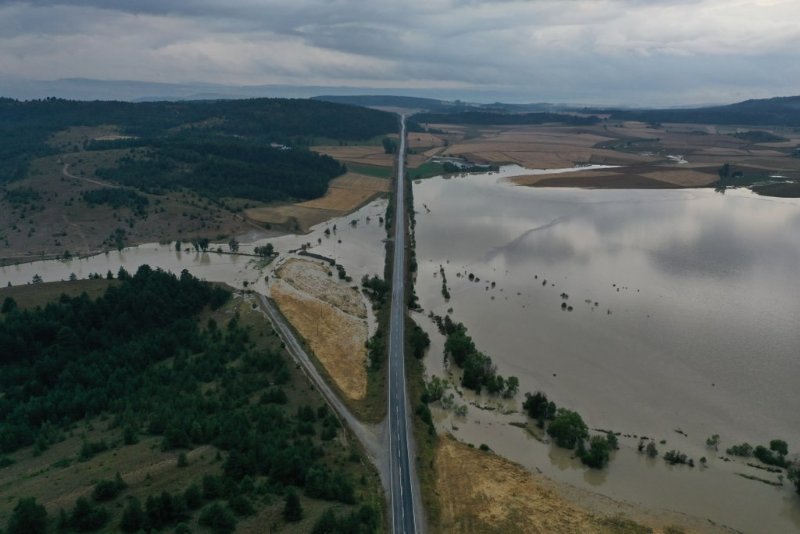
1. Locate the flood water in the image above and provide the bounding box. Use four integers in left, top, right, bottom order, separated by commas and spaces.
1, 199, 389, 301
412, 166, 800, 533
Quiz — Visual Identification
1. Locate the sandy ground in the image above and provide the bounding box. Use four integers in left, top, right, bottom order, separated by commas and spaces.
245, 172, 389, 232
434, 436, 729, 534
270, 258, 369, 401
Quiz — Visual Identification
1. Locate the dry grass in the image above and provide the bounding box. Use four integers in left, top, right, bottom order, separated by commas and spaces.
271, 268, 369, 401
434, 437, 708, 534
312, 145, 395, 167
245, 172, 389, 232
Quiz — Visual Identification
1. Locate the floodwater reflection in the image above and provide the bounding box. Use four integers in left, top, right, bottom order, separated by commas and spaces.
414, 168, 800, 533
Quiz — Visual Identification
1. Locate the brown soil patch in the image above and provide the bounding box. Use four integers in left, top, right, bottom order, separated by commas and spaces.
271, 273, 368, 401
434, 437, 712, 534
512, 166, 717, 189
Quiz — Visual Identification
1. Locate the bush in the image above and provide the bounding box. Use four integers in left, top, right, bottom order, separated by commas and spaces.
229, 495, 255, 516
726, 442, 753, 457
547, 409, 588, 449
120, 497, 144, 533
283, 489, 303, 522
754, 445, 789, 468
770, 439, 789, 456
92, 473, 126, 502
7, 497, 48, 534
663, 450, 689, 465
646, 441, 659, 458
199, 503, 237, 534
184, 484, 203, 510
70, 496, 109, 532
580, 435, 612, 469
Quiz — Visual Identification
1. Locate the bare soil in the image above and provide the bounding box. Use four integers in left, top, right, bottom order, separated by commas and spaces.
512, 165, 718, 188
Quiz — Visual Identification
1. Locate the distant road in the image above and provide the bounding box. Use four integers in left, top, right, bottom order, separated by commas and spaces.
387, 116, 421, 533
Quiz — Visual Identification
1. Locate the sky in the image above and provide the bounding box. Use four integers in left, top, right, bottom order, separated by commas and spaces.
1, 0, 799, 105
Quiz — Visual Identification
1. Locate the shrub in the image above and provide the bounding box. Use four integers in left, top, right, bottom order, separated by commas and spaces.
726, 442, 753, 457
283, 489, 303, 522
580, 435, 612, 469
199, 503, 237, 534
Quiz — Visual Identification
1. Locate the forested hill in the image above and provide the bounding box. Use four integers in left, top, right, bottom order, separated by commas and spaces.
0, 97, 396, 141
410, 111, 601, 126
0, 97, 397, 200
594, 95, 800, 126
0, 269, 381, 532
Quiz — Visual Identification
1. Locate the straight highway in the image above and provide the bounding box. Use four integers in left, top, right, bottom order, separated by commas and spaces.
388, 115, 420, 533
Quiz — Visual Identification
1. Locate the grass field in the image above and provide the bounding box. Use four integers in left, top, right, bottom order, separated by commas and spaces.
0, 279, 116, 310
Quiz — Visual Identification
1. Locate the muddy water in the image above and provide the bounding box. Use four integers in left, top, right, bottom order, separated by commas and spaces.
1, 199, 388, 300
413, 168, 800, 533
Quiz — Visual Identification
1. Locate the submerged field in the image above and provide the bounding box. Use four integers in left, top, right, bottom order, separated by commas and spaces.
412, 168, 800, 533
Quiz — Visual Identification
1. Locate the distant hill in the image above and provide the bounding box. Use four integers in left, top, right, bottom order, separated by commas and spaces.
312, 94, 451, 111
410, 111, 600, 127
313, 94, 569, 115
593, 95, 800, 126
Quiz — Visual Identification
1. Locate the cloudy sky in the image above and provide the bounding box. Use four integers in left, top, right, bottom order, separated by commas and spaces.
1, 0, 799, 105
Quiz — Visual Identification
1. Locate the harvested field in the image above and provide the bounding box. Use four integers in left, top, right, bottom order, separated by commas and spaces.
408, 132, 446, 150
245, 172, 389, 232
298, 173, 389, 211
244, 204, 339, 232
312, 145, 395, 167
271, 260, 368, 401
434, 436, 720, 534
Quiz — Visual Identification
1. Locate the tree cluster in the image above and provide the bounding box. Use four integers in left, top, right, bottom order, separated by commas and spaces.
440, 315, 518, 396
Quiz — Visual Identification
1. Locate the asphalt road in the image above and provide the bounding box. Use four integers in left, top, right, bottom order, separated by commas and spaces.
388, 115, 420, 533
